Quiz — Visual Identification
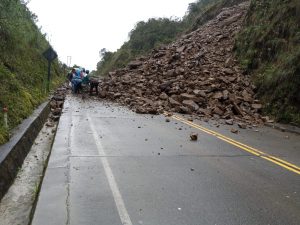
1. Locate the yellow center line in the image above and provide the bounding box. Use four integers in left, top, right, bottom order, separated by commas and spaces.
164, 113, 300, 175
173, 114, 267, 155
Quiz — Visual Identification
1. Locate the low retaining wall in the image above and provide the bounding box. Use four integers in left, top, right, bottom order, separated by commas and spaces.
0, 101, 50, 200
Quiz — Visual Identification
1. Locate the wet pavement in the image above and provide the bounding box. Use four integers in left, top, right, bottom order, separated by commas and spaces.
0, 121, 57, 225
32, 95, 300, 225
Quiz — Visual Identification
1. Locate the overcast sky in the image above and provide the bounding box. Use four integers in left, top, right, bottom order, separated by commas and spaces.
27, 0, 193, 71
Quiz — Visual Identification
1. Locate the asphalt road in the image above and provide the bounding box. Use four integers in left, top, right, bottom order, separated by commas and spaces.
32, 95, 300, 225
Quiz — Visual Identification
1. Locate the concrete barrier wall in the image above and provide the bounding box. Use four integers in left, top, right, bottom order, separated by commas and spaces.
0, 101, 50, 200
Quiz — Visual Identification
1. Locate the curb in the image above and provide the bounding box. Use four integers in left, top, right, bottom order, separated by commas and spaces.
0, 101, 50, 200
265, 122, 300, 135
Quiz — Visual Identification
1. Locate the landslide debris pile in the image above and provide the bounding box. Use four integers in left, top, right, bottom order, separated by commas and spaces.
48, 87, 67, 126
99, 2, 263, 124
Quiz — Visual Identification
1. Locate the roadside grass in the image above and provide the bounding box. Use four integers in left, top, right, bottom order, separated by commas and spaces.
235, 0, 300, 124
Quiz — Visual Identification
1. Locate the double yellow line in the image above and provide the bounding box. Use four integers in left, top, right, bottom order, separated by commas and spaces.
165, 113, 300, 175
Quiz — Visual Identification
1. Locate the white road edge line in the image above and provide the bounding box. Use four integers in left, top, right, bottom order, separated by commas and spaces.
87, 114, 133, 225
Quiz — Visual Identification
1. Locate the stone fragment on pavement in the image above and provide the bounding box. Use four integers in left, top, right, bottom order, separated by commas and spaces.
231, 128, 238, 134
190, 133, 198, 141
238, 123, 247, 129
46, 122, 54, 127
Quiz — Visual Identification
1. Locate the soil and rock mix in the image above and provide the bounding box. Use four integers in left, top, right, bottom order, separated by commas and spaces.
48, 86, 67, 126
98, 2, 265, 126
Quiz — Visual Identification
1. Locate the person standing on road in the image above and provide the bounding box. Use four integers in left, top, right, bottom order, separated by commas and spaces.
71, 68, 83, 94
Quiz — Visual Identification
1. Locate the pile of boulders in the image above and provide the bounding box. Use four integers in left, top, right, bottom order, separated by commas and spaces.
48, 87, 67, 126
99, 2, 264, 125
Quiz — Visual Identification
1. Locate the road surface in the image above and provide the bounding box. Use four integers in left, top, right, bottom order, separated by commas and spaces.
32, 95, 300, 225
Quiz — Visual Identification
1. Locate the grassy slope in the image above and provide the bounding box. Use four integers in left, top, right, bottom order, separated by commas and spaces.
0, 1, 64, 144
235, 0, 300, 124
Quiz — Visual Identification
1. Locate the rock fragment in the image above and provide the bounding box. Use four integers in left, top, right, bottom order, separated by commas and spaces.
225, 119, 234, 125
190, 133, 198, 141
231, 128, 238, 134
238, 123, 247, 129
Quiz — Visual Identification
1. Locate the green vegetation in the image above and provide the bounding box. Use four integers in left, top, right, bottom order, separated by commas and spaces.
0, 0, 64, 144
235, 0, 300, 124
97, 18, 183, 76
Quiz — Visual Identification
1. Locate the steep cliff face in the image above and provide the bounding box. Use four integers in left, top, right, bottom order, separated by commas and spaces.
0, 0, 63, 144
235, 0, 300, 124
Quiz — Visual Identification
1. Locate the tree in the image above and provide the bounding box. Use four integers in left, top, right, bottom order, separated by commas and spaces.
99, 48, 107, 59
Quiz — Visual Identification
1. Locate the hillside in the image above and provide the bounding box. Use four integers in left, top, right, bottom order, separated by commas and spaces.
0, 0, 63, 144
97, 18, 183, 76
235, 0, 300, 124
96, 0, 300, 125
96, 0, 246, 77
98, 2, 265, 126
